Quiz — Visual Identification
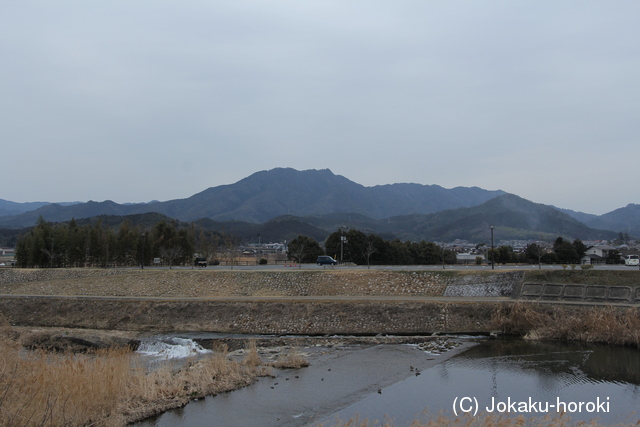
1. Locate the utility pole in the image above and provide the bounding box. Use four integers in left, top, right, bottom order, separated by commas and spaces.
491, 225, 495, 270
48, 237, 54, 268
340, 225, 348, 265
257, 233, 261, 264
141, 233, 145, 269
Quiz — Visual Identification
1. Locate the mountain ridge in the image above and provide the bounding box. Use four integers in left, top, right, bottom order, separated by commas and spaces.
0, 168, 636, 240
0, 194, 622, 247
0, 168, 506, 227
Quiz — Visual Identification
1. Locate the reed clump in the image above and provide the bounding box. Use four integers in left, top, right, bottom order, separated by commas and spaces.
272, 347, 310, 369
0, 337, 132, 426
0, 317, 272, 426
242, 338, 262, 367
492, 303, 640, 347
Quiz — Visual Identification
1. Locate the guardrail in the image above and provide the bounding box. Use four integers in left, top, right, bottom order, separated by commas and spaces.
516, 282, 640, 304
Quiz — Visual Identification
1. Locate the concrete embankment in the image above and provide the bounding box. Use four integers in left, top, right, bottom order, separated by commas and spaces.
0, 296, 502, 334
0, 269, 521, 335
1, 269, 639, 336
0, 268, 523, 298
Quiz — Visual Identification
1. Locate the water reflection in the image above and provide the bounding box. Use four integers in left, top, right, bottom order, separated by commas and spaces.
456, 339, 640, 388
327, 339, 640, 425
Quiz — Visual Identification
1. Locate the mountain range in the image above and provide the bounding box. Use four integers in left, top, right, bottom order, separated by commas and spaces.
0, 168, 505, 226
0, 168, 636, 243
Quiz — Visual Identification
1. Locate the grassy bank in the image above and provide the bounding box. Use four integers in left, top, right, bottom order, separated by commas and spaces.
0, 268, 521, 298
0, 320, 276, 426
492, 302, 640, 347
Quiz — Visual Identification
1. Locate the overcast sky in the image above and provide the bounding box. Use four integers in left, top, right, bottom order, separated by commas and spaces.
2, 1, 639, 215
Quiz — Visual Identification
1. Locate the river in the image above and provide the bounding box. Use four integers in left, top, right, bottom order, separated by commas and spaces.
136, 337, 640, 426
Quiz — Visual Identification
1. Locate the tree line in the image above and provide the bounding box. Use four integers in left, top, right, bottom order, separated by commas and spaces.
15, 216, 615, 268
489, 237, 621, 265
14, 217, 225, 268
287, 229, 458, 267
288, 232, 613, 266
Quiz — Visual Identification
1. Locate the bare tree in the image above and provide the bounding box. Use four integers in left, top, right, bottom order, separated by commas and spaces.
526, 243, 547, 269
195, 227, 212, 261
223, 237, 239, 269
362, 240, 377, 269
41, 237, 55, 268
288, 240, 306, 269
159, 245, 185, 269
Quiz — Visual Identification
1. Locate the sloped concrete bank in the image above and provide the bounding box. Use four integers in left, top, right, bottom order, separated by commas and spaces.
513, 270, 640, 304
0, 269, 524, 298
0, 297, 501, 335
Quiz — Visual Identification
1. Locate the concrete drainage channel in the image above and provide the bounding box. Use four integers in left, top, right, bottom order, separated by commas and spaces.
514, 282, 640, 304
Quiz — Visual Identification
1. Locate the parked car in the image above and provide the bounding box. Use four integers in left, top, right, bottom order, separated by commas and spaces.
317, 256, 337, 266
625, 255, 639, 266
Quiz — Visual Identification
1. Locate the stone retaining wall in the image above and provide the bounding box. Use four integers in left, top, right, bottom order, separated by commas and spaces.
0, 296, 500, 334
1, 269, 524, 298
0, 268, 141, 285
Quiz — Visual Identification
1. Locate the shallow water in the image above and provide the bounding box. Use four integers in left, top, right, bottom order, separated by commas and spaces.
137, 339, 640, 426
325, 339, 640, 425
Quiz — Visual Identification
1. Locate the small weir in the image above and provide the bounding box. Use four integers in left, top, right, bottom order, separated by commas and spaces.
136, 336, 213, 360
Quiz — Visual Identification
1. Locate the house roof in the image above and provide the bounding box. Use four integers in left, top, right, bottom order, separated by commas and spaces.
586, 245, 616, 250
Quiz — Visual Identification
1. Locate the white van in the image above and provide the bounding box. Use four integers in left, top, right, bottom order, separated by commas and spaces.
625, 255, 639, 266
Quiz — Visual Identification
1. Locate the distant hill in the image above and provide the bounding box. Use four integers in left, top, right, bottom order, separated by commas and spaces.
2, 194, 619, 247
0, 200, 146, 228
0, 168, 633, 242
581, 204, 640, 238
385, 194, 618, 242
195, 216, 329, 244
0, 199, 80, 217
0, 168, 506, 228
254, 194, 619, 243
129, 168, 507, 222
299, 194, 618, 242
553, 207, 599, 225
73, 212, 174, 229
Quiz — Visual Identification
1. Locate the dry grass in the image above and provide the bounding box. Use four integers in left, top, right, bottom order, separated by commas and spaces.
0, 317, 272, 426
492, 303, 640, 347
0, 341, 133, 426
271, 347, 310, 369
242, 339, 262, 367
239, 340, 310, 369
